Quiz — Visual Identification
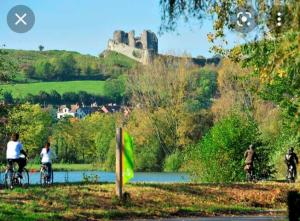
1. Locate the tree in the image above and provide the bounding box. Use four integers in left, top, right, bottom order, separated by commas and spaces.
104, 76, 126, 103
62, 92, 79, 104
186, 113, 273, 182
34, 60, 53, 80
24, 93, 38, 104
78, 91, 90, 105
51, 113, 117, 165
38, 45, 45, 52
159, 1, 300, 122
0, 47, 17, 83
38, 91, 50, 107
49, 90, 61, 105
7, 103, 53, 158
3, 92, 14, 104
52, 54, 77, 80
22, 64, 36, 79
51, 118, 75, 163
127, 57, 215, 170
159, 1, 300, 178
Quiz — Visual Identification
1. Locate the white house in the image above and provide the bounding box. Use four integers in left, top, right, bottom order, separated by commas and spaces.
57, 105, 78, 119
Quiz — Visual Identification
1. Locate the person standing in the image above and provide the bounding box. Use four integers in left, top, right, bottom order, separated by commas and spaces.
244, 144, 257, 181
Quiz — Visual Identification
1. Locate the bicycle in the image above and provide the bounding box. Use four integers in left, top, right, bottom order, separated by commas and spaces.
40, 164, 53, 185
287, 164, 296, 183
4, 161, 29, 189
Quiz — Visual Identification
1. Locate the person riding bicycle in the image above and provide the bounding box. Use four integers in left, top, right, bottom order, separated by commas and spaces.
244, 144, 257, 180
40, 142, 55, 182
6, 133, 27, 178
285, 147, 299, 179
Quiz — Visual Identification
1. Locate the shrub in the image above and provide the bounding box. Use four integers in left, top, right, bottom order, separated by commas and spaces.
135, 138, 162, 172
186, 113, 273, 182
163, 150, 183, 172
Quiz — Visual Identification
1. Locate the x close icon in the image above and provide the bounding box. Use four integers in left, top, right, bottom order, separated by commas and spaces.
15, 13, 28, 26
7, 5, 35, 33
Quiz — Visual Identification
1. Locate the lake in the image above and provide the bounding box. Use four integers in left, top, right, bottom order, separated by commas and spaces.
0, 171, 190, 184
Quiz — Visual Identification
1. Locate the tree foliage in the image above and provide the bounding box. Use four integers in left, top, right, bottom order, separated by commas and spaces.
51, 113, 116, 165
127, 57, 216, 170
186, 113, 273, 182
0, 48, 17, 84
6, 103, 53, 158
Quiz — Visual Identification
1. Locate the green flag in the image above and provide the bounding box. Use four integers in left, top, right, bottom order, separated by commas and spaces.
123, 131, 134, 184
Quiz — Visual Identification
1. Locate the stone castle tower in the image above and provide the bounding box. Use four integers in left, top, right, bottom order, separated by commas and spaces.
107, 30, 158, 64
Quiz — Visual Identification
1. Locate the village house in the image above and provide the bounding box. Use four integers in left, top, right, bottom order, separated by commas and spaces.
56, 103, 128, 119
57, 104, 79, 119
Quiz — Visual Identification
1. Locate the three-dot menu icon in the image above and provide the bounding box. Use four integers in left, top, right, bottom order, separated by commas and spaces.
276, 12, 282, 27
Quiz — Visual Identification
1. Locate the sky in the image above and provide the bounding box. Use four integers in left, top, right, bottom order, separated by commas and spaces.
0, 0, 247, 58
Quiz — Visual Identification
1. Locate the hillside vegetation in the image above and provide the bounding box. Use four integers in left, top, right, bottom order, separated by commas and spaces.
4, 49, 137, 83
0, 49, 134, 104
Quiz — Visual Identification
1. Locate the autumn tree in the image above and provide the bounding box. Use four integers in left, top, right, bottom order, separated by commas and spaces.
127, 57, 215, 170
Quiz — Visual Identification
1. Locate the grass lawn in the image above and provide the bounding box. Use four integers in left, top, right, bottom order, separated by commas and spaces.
0, 81, 106, 98
0, 182, 298, 221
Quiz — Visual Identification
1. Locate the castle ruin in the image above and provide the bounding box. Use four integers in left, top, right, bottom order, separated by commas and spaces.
107, 30, 158, 64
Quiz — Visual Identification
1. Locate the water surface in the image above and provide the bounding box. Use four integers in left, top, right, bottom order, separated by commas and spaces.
0, 171, 190, 184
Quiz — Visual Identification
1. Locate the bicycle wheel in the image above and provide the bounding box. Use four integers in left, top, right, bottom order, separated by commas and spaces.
4, 169, 14, 189
40, 170, 47, 186
50, 170, 54, 185
20, 168, 29, 187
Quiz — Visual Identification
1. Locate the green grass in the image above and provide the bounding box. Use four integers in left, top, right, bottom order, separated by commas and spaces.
25, 163, 101, 171
0, 80, 106, 98
0, 182, 292, 220
100, 50, 137, 69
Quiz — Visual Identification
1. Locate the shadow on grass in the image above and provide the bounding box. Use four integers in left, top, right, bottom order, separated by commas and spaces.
132, 182, 272, 197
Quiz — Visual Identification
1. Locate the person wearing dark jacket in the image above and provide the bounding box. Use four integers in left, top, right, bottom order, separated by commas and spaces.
285, 147, 299, 179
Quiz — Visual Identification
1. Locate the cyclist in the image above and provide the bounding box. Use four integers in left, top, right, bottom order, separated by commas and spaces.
40, 142, 55, 183
6, 133, 27, 178
285, 147, 299, 180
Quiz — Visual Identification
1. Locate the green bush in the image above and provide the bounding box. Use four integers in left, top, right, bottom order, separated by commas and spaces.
135, 139, 162, 172
271, 129, 299, 179
103, 139, 116, 171
163, 150, 183, 172
186, 113, 273, 182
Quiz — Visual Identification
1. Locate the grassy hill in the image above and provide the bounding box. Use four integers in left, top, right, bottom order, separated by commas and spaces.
0, 49, 135, 101
5, 49, 136, 69
0, 80, 106, 98
3, 49, 137, 83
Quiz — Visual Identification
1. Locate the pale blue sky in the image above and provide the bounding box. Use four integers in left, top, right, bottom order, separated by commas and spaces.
0, 0, 247, 57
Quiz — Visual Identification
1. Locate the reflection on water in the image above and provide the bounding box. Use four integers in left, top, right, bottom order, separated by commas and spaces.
0, 171, 190, 184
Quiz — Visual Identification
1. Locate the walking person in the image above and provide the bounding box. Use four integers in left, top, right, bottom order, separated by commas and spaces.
244, 144, 257, 181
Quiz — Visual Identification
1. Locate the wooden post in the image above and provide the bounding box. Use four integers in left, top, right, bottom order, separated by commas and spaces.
115, 127, 123, 198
